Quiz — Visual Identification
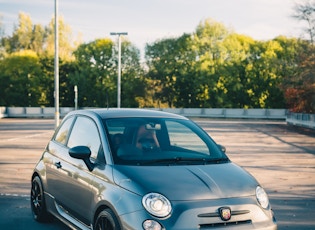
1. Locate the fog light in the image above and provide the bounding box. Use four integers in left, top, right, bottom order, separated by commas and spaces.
143, 219, 162, 230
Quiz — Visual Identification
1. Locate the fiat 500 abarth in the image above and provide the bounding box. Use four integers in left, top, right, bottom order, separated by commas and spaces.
31, 108, 277, 230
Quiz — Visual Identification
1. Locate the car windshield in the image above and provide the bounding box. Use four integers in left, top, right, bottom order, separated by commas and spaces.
104, 117, 228, 165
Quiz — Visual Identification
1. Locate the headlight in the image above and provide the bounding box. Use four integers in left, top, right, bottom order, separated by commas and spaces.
142, 193, 172, 218
256, 186, 269, 209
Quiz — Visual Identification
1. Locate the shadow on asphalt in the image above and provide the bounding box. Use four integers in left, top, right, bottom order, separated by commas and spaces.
270, 196, 315, 230
0, 195, 69, 230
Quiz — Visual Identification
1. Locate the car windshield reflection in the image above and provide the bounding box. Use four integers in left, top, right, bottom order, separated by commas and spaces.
104, 117, 226, 165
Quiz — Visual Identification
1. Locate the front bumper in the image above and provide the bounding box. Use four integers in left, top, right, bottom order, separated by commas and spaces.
119, 196, 277, 230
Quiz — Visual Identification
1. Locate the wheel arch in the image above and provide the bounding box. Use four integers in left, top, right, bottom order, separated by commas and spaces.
31, 171, 40, 180
93, 203, 122, 229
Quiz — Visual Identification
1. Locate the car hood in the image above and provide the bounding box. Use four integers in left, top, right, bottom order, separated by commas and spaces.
112, 163, 258, 200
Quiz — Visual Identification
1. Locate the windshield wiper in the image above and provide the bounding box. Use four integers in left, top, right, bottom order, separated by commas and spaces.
138, 157, 229, 165
203, 158, 230, 164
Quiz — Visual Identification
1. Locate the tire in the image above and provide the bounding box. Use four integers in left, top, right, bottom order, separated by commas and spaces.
94, 209, 121, 230
30, 176, 51, 222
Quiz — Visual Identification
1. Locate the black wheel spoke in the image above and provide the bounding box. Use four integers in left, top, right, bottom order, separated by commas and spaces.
30, 176, 50, 222
98, 217, 107, 230
95, 209, 118, 230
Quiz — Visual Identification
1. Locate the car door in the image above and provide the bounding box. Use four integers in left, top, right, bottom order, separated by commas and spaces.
45, 116, 76, 209
47, 115, 103, 225
66, 115, 104, 224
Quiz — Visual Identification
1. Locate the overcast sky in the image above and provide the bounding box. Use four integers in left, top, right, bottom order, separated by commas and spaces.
0, 0, 305, 53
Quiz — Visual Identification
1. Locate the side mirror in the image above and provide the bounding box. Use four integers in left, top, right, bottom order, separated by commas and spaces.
217, 144, 226, 153
69, 146, 94, 171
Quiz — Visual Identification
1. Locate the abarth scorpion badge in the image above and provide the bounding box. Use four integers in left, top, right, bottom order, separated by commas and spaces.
219, 207, 231, 221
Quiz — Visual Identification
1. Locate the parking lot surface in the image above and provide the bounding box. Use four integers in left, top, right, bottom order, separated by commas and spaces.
0, 118, 314, 229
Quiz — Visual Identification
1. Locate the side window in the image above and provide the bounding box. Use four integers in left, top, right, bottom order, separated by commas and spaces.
166, 120, 209, 154
54, 117, 75, 145
67, 116, 101, 161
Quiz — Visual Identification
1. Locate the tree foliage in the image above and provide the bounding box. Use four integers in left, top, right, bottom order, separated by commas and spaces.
118, 39, 146, 107
0, 13, 314, 113
73, 38, 116, 107
0, 50, 42, 106
282, 41, 315, 113
145, 19, 294, 109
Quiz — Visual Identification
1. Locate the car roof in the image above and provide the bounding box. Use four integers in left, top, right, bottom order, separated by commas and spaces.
67, 108, 188, 120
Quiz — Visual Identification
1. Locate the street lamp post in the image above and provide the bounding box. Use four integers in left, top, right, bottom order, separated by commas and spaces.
54, 0, 59, 128
110, 32, 128, 108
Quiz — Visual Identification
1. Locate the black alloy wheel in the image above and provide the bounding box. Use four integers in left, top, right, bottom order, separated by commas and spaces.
94, 209, 121, 230
30, 176, 50, 222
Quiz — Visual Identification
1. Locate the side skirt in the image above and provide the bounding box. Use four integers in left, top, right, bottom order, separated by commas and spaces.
44, 192, 91, 230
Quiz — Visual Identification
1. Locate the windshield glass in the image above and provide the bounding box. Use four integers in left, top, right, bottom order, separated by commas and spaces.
104, 117, 228, 165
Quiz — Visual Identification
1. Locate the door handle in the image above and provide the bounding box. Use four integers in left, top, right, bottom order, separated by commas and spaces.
54, 161, 62, 169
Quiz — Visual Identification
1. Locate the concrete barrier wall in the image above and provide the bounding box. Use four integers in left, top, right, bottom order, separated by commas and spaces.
1, 107, 288, 119
165, 108, 288, 119
3, 107, 73, 118
0, 106, 315, 129
1, 106, 314, 129
0, 107, 7, 118
286, 113, 315, 129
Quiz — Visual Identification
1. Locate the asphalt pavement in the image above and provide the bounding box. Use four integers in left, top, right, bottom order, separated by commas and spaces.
0, 118, 314, 229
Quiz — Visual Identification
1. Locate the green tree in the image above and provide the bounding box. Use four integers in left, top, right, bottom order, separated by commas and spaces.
191, 18, 231, 107
0, 50, 43, 106
172, 34, 199, 107
3, 12, 46, 55
118, 39, 146, 107
12, 13, 33, 51
37, 56, 78, 107
38, 56, 54, 106
73, 38, 144, 108
146, 36, 184, 107
0, 15, 6, 59
59, 59, 78, 107
73, 38, 116, 107
30, 24, 46, 55
242, 40, 286, 108
214, 34, 255, 108
45, 16, 77, 60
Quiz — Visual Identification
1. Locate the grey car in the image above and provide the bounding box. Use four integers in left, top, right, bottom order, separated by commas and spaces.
30, 108, 277, 230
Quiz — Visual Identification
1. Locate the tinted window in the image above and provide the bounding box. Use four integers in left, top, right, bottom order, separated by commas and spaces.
68, 116, 101, 160
54, 116, 75, 145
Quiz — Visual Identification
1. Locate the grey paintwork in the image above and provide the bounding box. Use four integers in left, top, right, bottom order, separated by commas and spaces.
31, 108, 277, 230
112, 163, 258, 200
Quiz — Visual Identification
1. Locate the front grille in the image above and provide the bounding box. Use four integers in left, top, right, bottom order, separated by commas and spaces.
199, 220, 252, 228
198, 210, 250, 218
